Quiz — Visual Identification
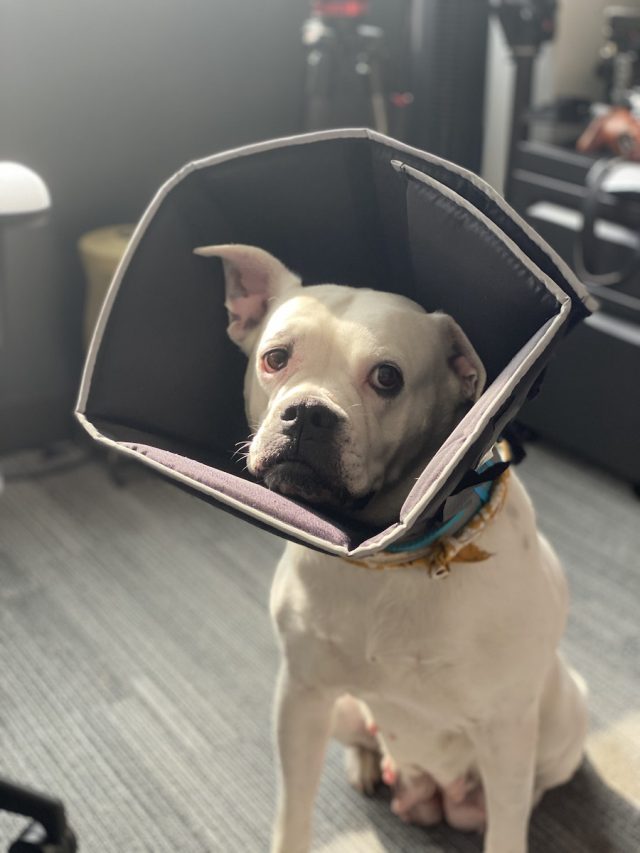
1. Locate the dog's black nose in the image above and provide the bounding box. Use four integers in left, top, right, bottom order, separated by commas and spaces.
281, 401, 340, 443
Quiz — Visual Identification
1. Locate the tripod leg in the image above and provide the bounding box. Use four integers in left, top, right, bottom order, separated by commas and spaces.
368, 57, 389, 134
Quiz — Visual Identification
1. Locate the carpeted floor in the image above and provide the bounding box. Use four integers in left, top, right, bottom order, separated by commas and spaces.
0, 442, 638, 852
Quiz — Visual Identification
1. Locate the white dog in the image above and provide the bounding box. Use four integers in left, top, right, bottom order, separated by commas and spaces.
195, 243, 588, 853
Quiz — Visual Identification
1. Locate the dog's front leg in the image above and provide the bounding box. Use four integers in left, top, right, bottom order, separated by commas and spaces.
271, 664, 335, 853
471, 706, 538, 853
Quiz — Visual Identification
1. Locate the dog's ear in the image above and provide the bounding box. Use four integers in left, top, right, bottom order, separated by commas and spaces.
193, 243, 301, 353
432, 313, 487, 402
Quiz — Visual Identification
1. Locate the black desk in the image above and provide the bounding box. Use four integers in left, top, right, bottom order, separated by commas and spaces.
509, 141, 640, 485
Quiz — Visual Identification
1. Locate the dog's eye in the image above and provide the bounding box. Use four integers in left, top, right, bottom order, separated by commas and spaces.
369, 363, 403, 395
262, 348, 289, 373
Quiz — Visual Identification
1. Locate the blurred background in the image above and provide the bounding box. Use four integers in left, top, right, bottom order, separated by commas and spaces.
2, 0, 640, 479
1, 2, 639, 852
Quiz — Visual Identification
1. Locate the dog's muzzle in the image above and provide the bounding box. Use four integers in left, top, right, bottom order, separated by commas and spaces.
260, 400, 347, 504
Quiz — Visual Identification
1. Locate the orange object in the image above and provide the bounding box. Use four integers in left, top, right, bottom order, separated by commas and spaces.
577, 106, 640, 160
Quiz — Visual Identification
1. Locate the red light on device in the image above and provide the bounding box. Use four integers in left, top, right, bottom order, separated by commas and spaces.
390, 92, 414, 109
312, 0, 369, 19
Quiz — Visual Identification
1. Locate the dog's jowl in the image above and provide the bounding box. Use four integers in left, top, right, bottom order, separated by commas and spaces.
195, 243, 588, 853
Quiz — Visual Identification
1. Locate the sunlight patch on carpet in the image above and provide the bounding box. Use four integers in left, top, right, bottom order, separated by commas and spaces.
587, 711, 640, 805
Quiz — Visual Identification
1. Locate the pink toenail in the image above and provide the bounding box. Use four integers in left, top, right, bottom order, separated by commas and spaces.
447, 776, 468, 804
382, 762, 397, 786
366, 722, 379, 736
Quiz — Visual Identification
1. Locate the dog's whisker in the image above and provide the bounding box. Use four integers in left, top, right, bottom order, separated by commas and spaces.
231, 444, 251, 461
231, 438, 254, 463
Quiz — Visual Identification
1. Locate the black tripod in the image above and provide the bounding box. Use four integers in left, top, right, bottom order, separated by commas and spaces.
302, 0, 389, 133
492, 0, 558, 200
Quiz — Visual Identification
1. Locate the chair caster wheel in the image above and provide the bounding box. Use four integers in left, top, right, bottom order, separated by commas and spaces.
9, 821, 77, 853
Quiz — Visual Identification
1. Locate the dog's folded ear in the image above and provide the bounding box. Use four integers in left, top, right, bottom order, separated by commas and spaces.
432, 313, 487, 402
194, 244, 301, 353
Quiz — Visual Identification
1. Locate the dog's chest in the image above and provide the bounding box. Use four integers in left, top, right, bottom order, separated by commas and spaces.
270, 546, 476, 706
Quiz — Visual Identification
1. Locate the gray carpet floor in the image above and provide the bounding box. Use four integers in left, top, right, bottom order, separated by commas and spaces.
0, 442, 639, 852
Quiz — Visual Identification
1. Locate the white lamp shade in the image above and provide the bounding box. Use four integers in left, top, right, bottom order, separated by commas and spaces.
0, 162, 51, 216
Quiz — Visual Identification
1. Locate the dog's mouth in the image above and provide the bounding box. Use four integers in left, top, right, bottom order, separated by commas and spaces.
261, 459, 376, 516
263, 460, 342, 505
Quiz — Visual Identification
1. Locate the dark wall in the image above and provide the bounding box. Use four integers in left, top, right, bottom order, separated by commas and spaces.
0, 0, 307, 451
2, 0, 307, 233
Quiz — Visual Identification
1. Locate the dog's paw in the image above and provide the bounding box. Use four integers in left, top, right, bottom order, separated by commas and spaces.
344, 745, 382, 796
390, 771, 443, 827
442, 775, 486, 832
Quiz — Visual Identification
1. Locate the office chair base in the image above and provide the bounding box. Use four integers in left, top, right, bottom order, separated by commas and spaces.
9, 821, 77, 853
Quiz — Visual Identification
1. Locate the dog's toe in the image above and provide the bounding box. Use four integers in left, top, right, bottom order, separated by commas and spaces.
442, 777, 486, 832
391, 795, 443, 827
390, 772, 443, 827
405, 798, 444, 827
344, 745, 382, 796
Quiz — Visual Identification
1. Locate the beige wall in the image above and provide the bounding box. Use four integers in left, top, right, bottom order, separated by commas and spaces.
553, 0, 639, 99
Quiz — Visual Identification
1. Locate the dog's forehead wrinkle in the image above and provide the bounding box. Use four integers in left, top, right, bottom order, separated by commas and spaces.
262, 295, 339, 345
261, 286, 441, 374
271, 285, 424, 330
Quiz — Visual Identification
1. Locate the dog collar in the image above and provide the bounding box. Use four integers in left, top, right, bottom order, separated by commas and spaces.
344, 450, 510, 577
386, 451, 508, 556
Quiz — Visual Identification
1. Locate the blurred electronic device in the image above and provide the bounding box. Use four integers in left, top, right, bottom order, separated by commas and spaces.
301, 0, 490, 172
598, 6, 640, 106
509, 141, 640, 486
302, 0, 392, 134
